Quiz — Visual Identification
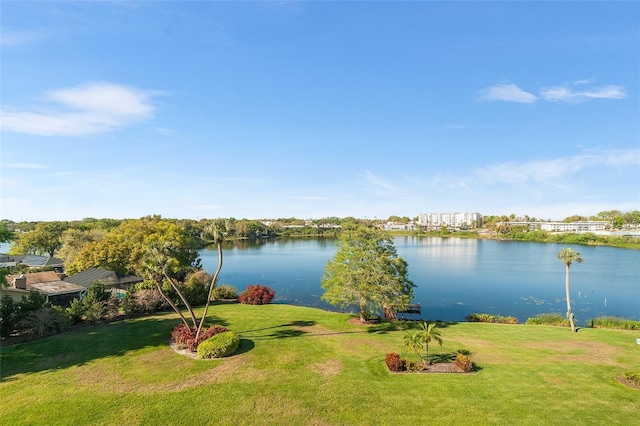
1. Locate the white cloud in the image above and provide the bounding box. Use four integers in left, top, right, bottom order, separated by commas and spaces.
363, 170, 407, 196
0, 28, 47, 46
0, 162, 47, 169
0, 82, 157, 136
474, 149, 639, 184
477, 83, 538, 103
478, 80, 627, 104
539, 84, 627, 103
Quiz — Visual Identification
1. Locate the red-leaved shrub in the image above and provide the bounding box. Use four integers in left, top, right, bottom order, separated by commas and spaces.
171, 323, 228, 352
238, 284, 276, 305
385, 352, 405, 372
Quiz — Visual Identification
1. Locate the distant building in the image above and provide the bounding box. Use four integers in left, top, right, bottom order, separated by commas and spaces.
506, 221, 611, 233
382, 222, 417, 231
417, 212, 482, 229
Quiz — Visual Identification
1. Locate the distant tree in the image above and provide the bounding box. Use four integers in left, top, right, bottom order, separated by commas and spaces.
57, 228, 105, 266
557, 248, 583, 333
10, 221, 68, 257
68, 217, 199, 276
0, 222, 15, 244
563, 215, 586, 223
321, 225, 415, 322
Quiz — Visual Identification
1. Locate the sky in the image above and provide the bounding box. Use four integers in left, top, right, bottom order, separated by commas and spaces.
1, 1, 639, 222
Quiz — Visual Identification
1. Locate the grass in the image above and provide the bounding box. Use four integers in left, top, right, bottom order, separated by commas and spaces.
1, 304, 639, 425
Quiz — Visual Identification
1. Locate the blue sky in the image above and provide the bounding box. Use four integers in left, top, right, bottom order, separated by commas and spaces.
1, 1, 638, 222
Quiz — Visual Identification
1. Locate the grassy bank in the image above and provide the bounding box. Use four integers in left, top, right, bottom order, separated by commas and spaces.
1, 304, 639, 425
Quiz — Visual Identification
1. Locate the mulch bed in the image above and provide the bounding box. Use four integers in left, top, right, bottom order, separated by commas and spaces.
389, 363, 470, 374
616, 376, 640, 390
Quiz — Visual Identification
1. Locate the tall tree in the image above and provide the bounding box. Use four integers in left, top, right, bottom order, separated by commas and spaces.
321, 225, 414, 322
195, 220, 226, 341
140, 242, 198, 329
557, 248, 583, 332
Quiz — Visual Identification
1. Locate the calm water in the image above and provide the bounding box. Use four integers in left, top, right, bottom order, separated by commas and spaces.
200, 237, 640, 324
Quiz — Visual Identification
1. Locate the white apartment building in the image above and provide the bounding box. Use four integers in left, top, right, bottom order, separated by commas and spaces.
417, 212, 482, 229
508, 221, 611, 232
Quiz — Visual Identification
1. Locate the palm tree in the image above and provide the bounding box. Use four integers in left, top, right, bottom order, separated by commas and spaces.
421, 322, 443, 365
195, 220, 226, 341
404, 330, 426, 365
140, 242, 197, 329
557, 248, 583, 333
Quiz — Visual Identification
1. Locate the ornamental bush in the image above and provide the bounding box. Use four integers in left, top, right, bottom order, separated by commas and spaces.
525, 313, 570, 327
590, 316, 639, 330
455, 353, 474, 372
171, 323, 228, 352
197, 331, 240, 359
239, 284, 275, 305
624, 371, 640, 386
466, 313, 518, 324
212, 284, 238, 300
385, 352, 405, 372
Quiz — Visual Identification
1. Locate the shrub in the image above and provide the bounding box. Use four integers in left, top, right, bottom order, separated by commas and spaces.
385, 352, 405, 372
212, 284, 238, 300
455, 353, 474, 372
122, 288, 165, 315
197, 331, 240, 359
66, 298, 85, 324
239, 284, 275, 305
84, 300, 107, 323
624, 371, 640, 386
182, 270, 211, 306
1, 295, 20, 338
171, 323, 229, 352
525, 313, 570, 327
20, 308, 66, 338
405, 360, 425, 372
590, 316, 639, 330
466, 313, 518, 324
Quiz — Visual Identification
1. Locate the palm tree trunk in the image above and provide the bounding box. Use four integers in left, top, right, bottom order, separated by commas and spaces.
154, 282, 190, 329
195, 242, 223, 341
565, 265, 577, 332
164, 274, 198, 328
425, 344, 430, 366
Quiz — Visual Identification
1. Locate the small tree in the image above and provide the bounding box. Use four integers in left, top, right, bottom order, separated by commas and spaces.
321, 225, 415, 322
404, 322, 443, 366
420, 322, 443, 365
404, 330, 426, 365
557, 248, 583, 332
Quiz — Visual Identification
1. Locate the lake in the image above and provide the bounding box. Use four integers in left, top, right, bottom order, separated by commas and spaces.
200, 237, 640, 325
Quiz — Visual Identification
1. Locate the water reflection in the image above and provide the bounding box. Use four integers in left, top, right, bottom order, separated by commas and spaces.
200, 237, 640, 324
401, 236, 478, 271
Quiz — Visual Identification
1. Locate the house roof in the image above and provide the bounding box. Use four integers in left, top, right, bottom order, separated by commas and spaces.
7, 271, 61, 284
64, 267, 143, 288
5, 272, 86, 296
0, 253, 64, 268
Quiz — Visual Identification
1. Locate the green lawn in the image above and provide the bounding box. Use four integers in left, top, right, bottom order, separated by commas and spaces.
1, 304, 638, 425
